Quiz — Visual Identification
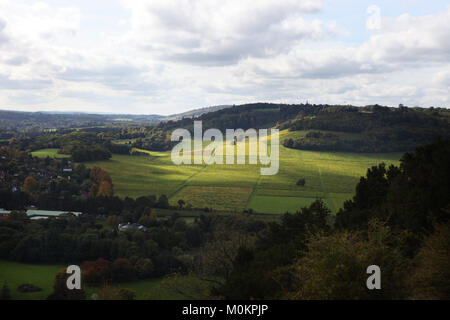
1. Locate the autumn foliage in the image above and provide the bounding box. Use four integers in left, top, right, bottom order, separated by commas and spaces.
89, 166, 114, 197
23, 176, 38, 195
81, 258, 136, 286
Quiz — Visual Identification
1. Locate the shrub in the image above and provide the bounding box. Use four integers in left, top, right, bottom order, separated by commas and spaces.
111, 258, 136, 282
1, 282, 11, 300
17, 283, 42, 293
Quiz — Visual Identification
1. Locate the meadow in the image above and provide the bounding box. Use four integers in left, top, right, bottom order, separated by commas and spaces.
86, 130, 401, 214
31, 148, 70, 159
0, 260, 64, 299
0, 260, 207, 300
32, 130, 401, 214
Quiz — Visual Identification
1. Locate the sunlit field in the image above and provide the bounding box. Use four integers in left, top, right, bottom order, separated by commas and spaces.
71, 130, 402, 214
31, 148, 70, 159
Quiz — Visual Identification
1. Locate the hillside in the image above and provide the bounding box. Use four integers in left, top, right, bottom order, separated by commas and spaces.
165, 105, 233, 121
1, 103, 449, 154
154, 103, 450, 153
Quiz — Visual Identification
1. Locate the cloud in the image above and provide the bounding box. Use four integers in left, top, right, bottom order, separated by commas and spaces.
238, 6, 450, 80
0, 74, 52, 90
0, 17, 9, 45
0, 1, 448, 113
119, 0, 329, 65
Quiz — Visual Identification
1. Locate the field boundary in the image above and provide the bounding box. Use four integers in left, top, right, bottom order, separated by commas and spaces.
317, 166, 337, 213
168, 165, 207, 200
245, 174, 263, 209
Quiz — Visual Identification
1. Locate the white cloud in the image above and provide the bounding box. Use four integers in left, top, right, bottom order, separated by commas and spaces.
0, 1, 448, 113
119, 0, 327, 65
240, 6, 450, 80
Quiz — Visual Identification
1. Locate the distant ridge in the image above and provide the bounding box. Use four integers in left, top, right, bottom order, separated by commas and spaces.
165, 105, 233, 121
0, 104, 234, 120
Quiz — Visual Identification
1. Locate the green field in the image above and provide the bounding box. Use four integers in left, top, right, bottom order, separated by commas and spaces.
31, 148, 70, 158
34, 130, 400, 214
0, 260, 64, 299
0, 260, 209, 300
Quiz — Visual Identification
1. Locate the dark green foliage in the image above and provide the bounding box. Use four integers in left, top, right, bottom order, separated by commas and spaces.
336, 138, 450, 240
17, 283, 42, 293
216, 199, 331, 299
1, 282, 11, 300
284, 105, 450, 152
47, 269, 86, 300
71, 145, 111, 162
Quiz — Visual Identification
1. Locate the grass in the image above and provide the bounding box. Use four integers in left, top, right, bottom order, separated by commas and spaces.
81, 129, 401, 214
174, 186, 254, 211
117, 275, 212, 300
246, 195, 324, 214
31, 148, 70, 159
0, 259, 212, 300
0, 260, 65, 300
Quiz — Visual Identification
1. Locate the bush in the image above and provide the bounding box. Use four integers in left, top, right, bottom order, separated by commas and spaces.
50, 269, 86, 300
288, 220, 408, 299
1, 282, 11, 300
81, 258, 112, 286
111, 258, 136, 282
98, 285, 136, 300
17, 283, 42, 293
135, 258, 154, 279
409, 220, 450, 299
117, 288, 136, 300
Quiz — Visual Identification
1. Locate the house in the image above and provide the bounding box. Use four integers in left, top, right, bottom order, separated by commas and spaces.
118, 222, 148, 232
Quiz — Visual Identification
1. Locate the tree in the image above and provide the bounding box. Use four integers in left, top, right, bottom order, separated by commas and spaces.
135, 258, 154, 279
81, 258, 112, 286
89, 184, 98, 197
8, 210, 28, 221
117, 288, 136, 300
336, 138, 450, 243
138, 212, 156, 228
1, 282, 11, 300
98, 285, 136, 300
48, 269, 86, 300
97, 180, 114, 197
157, 195, 169, 209
288, 220, 407, 300
409, 220, 450, 299
106, 215, 120, 227
23, 176, 38, 194
111, 258, 136, 282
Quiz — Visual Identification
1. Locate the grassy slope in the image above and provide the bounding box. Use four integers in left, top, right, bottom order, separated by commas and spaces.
0, 260, 208, 300
0, 260, 64, 299
73, 129, 400, 214
31, 148, 70, 159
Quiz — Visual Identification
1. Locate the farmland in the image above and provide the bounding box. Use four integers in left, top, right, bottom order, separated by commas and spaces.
82, 130, 401, 214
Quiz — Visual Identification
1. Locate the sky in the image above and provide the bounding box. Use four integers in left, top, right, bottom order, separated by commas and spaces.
0, 0, 449, 115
